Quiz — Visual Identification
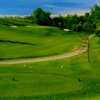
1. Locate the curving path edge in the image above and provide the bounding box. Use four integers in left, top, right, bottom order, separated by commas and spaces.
0, 35, 94, 65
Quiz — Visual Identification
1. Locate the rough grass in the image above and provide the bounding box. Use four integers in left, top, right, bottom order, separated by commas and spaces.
0, 36, 100, 100
0, 25, 81, 60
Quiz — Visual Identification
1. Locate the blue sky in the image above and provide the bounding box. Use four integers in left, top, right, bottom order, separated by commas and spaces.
0, 0, 99, 16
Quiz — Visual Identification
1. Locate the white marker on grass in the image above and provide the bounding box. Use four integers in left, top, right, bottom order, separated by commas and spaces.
61, 66, 64, 68
24, 64, 27, 67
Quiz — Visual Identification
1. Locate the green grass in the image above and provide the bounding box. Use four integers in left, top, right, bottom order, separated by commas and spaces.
0, 25, 81, 60
0, 18, 33, 26
0, 35, 100, 100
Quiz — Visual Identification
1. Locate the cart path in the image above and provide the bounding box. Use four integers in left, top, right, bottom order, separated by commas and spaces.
0, 35, 94, 65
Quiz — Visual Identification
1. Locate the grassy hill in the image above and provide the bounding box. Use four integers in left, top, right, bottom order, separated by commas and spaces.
0, 18, 33, 26
0, 25, 81, 60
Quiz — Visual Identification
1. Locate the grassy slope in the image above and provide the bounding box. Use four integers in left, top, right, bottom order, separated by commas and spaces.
0, 18, 33, 26
0, 36, 100, 100
0, 25, 80, 60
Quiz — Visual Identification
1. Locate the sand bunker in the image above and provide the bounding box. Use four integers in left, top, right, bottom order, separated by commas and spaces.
11, 26, 18, 28
64, 29, 70, 31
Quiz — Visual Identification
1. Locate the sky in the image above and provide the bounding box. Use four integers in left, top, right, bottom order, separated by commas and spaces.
0, 0, 99, 17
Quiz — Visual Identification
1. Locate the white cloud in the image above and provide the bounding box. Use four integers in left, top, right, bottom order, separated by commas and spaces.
50, 9, 90, 17
43, 4, 90, 15
43, 5, 58, 8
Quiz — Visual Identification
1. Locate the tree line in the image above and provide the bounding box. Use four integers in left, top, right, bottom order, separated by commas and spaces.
23, 3, 100, 33
1, 3, 100, 33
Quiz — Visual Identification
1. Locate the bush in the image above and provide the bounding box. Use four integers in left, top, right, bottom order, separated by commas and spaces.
95, 30, 100, 37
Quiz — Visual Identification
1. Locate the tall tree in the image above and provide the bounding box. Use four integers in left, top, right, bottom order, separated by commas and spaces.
91, 4, 100, 22
33, 8, 52, 25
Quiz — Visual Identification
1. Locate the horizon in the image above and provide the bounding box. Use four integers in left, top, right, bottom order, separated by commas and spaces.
0, 0, 99, 17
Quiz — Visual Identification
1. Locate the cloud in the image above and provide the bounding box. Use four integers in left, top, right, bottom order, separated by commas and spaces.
0, 0, 99, 15
42, 4, 90, 16
0, 8, 90, 18
43, 5, 58, 8
42, 4, 82, 10
0, 15, 28, 18
51, 9, 90, 16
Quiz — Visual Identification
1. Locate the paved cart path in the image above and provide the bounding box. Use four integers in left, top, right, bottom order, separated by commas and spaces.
0, 35, 94, 65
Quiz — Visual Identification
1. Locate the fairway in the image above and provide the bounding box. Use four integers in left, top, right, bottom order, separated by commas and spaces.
0, 25, 80, 60
0, 35, 100, 100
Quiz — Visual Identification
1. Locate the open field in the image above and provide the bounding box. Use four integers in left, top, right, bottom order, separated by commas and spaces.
0, 25, 81, 60
0, 35, 100, 100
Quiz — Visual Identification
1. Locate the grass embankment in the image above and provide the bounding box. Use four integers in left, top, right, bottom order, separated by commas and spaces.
0, 36, 100, 100
0, 18, 33, 26
0, 25, 81, 60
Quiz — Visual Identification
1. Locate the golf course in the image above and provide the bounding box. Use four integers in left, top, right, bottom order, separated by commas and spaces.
0, 23, 100, 100
0, 24, 81, 61
0, 1, 100, 99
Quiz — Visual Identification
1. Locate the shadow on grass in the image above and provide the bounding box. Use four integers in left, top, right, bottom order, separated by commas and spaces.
0, 53, 59, 61
0, 40, 36, 46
